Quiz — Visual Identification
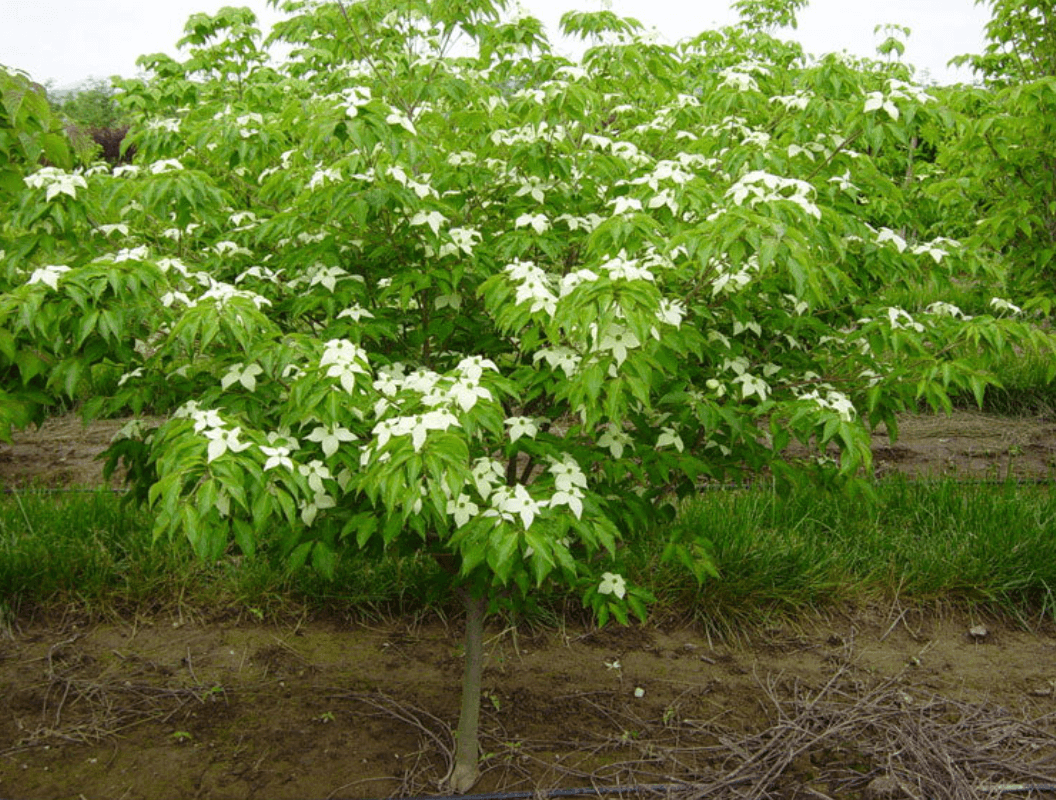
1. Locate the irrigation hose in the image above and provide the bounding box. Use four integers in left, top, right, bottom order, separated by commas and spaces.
381, 784, 684, 800
984, 785, 1056, 794
322, 782, 1056, 800
1, 779, 1053, 800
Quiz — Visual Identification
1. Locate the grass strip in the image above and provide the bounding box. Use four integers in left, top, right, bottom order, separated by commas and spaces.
634, 479, 1056, 636
2, 480, 1054, 630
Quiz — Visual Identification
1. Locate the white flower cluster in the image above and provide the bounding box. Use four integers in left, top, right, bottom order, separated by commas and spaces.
799, 389, 856, 422
149, 159, 184, 175
489, 121, 567, 147
579, 134, 651, 166
725, 171, 820, 219
257, 149, 296, 183
372, 410, 459, 453
438, 227, 481, 258
598, 571, 626, 599
486, 484, 545, 529
374, 358, 497, 412
320, 339, 370, 393
447, 450, 590, 531
553, 213, 605, 232
863, 79, 934, 121
260, 430, 301, 471
598, 424, 633, 458
599, 252, 654, 282
723, 356, 771, 402
337, 303, 374, 321
342, 85, 372, 117
989, 297, 1022, 315
388, 165, 437, 200
148, 117, 181, 133
885, 307, 925, 332
547, 454, 588, 518
875, 227, 908, 252
236, 265, 283, 284
196, 278, 272, 310
221, 362, 263, 391
505, 259, 558, 315
236, 112, 263, 138
720, 69, 758, 92
367, 357, 502, 456
912, 237, 959, 264
288, 262, 351, 293
173, 402, 252, 463
411, 209, 446, 236
593, 324, 641, 366
925, 301, 970, 319
305, 424, 357, 458
24, 167, 87, 201
26, 264, 71, 290
710, 255, 760, 296
308, 165, 341, 190
534, 347, 582, 377
515, 212, 550, 234
770, 91, 812, 111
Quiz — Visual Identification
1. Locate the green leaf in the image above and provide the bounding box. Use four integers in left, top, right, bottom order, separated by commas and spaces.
486, 525, 520, 584
288, 541, 313, 573
312, 540, 336, 580
351, 513, 379, 549
233, 518, 256, 558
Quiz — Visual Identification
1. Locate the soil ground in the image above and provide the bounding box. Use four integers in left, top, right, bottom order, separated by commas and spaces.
1, 409, 1055, 489
1, 611, 1055, 800
1, 412, 1055, 800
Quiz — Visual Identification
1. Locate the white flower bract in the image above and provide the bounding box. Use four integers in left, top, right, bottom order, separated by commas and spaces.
26, 265, 71, 290
204, 426, 252, 462
24, 167, 87, 201
598, 572, 626, 599
305, 425, 357, 458
505, 416, 539, 443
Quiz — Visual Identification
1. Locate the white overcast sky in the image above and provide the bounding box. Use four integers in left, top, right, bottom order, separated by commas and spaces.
1, 0, 992, 89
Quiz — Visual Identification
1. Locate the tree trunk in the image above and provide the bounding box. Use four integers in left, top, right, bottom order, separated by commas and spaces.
448, 590, 485, 793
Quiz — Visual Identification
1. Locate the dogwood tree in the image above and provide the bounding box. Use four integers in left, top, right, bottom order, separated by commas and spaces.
936, 0, 1056, 302
2, 0, 1052, 790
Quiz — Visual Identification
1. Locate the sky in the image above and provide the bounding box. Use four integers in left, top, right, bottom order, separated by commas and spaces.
0, 0, 993, 90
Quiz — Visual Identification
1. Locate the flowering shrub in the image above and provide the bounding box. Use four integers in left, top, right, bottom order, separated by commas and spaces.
1, 0, 1053, 789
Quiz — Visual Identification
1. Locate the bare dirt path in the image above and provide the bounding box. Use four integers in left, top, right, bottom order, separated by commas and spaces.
1, 611, 1055, 800
2, 410, 1055, 489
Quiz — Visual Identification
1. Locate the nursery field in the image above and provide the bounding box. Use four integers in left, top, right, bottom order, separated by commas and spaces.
2, 414, 1056, 800
5, 0, 1056, 796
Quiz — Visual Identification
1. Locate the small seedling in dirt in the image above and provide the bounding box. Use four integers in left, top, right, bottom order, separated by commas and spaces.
171, 731, 192, 743
316, 711, 336, 723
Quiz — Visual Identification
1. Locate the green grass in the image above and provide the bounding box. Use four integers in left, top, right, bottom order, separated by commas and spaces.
954, 348, 1056, 415
0, 490, 443, 621
2, 481, 1055, 633
627, 479, 1056, 636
